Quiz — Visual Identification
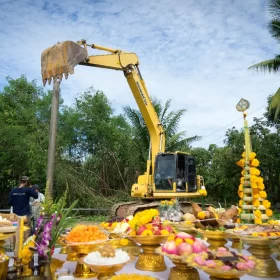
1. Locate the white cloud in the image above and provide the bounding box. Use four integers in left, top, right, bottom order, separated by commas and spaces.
0, 0, 279, 148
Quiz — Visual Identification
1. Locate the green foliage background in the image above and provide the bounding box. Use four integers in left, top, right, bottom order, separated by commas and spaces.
1, 75, 279, 210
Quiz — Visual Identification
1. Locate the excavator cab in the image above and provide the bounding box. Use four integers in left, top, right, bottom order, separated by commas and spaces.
154, 152, 197, 192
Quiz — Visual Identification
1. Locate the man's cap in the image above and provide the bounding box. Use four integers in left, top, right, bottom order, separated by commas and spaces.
21, 176, 29, 181
33, 184, 40, 190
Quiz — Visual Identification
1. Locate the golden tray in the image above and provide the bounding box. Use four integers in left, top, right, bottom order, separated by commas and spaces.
156, 247, 199, 280
170, 222, 195, 231
195, 229, 229, 250
127, 235, 169, 272
80, 255, 133, 280
201, 266, 249, 280
127, 235, 169, 245
196, 229, 230, 238
67, 239, 109, 254
236, 234, 280, 244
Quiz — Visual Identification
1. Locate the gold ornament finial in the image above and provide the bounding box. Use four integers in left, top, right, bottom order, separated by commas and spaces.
236, 98, 250, 112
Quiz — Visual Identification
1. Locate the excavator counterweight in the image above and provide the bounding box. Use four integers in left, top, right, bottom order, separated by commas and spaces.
41, 41, 87, 85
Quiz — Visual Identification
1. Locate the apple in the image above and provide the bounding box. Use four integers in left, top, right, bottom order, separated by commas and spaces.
137, 225, 147, 235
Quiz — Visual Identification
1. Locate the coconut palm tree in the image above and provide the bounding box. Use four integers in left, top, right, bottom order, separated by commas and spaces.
249, 0, 280, 119
124, 97, 200, 164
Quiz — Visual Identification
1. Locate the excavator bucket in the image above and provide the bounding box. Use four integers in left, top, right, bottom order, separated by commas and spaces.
41, 41, 87, 86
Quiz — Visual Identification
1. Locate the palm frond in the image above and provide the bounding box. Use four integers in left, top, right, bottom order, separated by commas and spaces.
185, 135, 202, 143
269, 0, 280, 18
248, 55, 280, 73
164, 109, 186, 136
268, 19, 280, 39
274, 104, 280, 120
160, 99, 172, 122
269, 87, 280, 120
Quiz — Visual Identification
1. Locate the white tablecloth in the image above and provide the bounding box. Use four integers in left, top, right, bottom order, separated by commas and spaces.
7, 242, 280, 280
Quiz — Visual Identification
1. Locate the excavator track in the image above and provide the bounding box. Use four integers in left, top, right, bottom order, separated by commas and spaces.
111, 200, 213, 219
126, 201, 161, 216
110, 201, 138, 219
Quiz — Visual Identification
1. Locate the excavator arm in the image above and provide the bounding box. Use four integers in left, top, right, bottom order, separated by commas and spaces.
41, 40, 165, 195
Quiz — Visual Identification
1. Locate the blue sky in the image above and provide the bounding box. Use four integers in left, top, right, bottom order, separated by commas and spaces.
0, 0, 279, 148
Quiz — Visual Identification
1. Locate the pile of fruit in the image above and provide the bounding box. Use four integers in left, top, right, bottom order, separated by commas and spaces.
66, 224, 108, 243
161, 232, 208, 256
127, 209, 174, 236
186, 247, 258, 272
101, 216, 133, 234
229, 224, 280, 237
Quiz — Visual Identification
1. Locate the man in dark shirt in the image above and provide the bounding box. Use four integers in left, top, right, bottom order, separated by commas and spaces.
9, 176, 38, 240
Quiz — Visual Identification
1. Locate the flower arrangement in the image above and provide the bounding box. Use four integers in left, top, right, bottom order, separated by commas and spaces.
159, 198, 182, 222
236, 151, 273, 225
128, 209, 159, 231
34, 188, 78, 260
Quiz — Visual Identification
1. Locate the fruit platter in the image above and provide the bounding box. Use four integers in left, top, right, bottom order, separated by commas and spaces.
185, 247, 261, 280
191, 202, 238, 229
122, 208, 174, 272
226, 224, 280, 278
226, 224, 280, 238
65, 224, 109, 278
101, 215, 133, 234
156, 232, 207, 280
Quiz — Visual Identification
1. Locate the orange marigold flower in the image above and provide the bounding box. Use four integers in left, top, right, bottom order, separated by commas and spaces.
266, 209, 273, 217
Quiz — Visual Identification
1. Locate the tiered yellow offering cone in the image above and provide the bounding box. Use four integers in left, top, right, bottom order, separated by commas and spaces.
236, 110, 273, 225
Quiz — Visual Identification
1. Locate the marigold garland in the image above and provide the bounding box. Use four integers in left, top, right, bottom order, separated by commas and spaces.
259, 191, 267, 199
262, 200, 271, 209
266, 209, 273, 217
128, 209, 159, 230
252, 200, 260, 207
237, 150, 273, 225
254, 218, 262, 225
254, 209, 262, 218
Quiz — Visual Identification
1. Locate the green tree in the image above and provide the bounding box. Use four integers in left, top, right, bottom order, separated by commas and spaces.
0, 76, 52, 206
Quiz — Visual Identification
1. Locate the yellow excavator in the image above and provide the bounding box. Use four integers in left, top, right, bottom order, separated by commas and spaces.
41, 40, 205, 217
